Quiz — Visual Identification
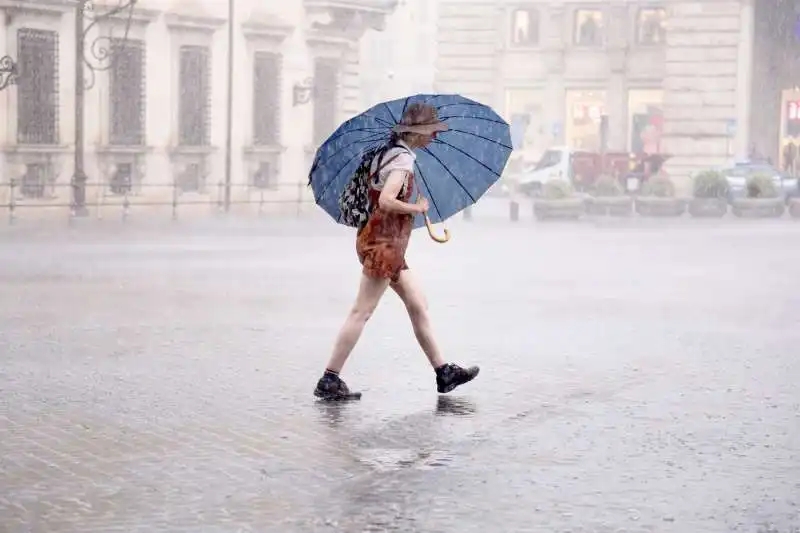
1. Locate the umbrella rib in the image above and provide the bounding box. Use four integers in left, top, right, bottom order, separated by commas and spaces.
313, 131, 389, 189
423, 94, 457, 106
400, 97, 410, 120
430, 138, 505, 179
383, 102, 398, 123
443, 128, 513, 150
322, 126, 386, 155
438, 115, 508, 126
435, 102, 488, 111
361, 113, 394, 127
413, 159, 445, 223
313, 133, 390, 203
319, 125, 390, 149
421, 146, 477, 204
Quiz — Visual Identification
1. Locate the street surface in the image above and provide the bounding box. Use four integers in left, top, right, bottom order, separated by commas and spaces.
1, 213, 799, 533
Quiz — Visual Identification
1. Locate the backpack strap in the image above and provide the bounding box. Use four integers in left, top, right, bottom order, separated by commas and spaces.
368, 145, 411, 180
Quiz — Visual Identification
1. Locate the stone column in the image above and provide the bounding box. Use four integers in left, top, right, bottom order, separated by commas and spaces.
735, 0, 754, 159
606, 2, 629, 151
543, 2, 566, 145
0, 8, 7, 194
340, 42, 361, 120
0, 8, 8, 150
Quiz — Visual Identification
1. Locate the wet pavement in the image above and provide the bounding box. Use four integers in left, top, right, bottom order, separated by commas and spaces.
1, 215, 799, 533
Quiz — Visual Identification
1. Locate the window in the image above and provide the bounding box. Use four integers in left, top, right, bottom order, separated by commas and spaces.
533, 149, 562, 171
510, 8, 539, 46
20, 163, 48, 198
109, 162, 133, 195
109, 39, 145, 145
252, 161, 275, 189
177, 162, 203, 192
313, 57, 339, 145
16, 28, 59, 145
253, 52, 280, 146
637, 8, 666, 45
574, 9, 603, 46
178, 45, 210, 146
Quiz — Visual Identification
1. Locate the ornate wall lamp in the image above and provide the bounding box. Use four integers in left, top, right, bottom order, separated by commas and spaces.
0, 55, 18, 91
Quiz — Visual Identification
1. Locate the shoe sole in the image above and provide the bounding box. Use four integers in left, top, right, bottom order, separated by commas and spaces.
314, 390, 362, 401
438, 367, 480, 394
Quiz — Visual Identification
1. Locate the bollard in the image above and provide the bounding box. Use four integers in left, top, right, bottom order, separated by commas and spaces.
122, 190, 130, 223
296, 182, 303, 216
171, 181, 178, 221
509, 200, 519, 222
7, 178, 16, 225
463, 205, 472, 221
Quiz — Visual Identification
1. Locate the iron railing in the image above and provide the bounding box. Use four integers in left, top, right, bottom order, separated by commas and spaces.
0, 180, 314, 225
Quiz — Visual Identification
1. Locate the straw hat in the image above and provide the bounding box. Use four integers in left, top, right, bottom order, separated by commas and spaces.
392, 102, 449, 135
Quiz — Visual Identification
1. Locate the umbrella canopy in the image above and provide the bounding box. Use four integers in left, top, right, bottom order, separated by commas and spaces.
308, 93, 512, 229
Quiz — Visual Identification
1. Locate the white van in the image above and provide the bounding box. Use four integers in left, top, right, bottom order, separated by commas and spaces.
507, 147, 573, 196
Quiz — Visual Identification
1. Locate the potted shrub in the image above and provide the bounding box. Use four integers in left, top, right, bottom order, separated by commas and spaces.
790, 197, 800, 219
689, 170, 729, 217
635, 175, 686, 217
731, 173, 786, 218
533, 180, 585, 220
587, 175, 633, 216
788, 186, 800, 219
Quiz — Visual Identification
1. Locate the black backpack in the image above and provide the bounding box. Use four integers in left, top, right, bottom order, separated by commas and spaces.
337, 143, 409, 228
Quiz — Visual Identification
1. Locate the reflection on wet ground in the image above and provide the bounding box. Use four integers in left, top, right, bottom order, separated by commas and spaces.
1, 219, 799, 532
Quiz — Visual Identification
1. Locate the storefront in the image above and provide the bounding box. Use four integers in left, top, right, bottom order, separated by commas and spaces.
504, 88, 545, 162
627, 89, 663, 155
780, 89, 800, 175
565, 90, 606, 152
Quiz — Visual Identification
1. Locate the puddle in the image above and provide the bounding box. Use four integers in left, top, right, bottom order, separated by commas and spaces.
356, 448, 456, 472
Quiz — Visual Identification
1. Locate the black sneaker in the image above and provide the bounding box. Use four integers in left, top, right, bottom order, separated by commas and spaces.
436, 363, 480, 394
314, 373, 362, 401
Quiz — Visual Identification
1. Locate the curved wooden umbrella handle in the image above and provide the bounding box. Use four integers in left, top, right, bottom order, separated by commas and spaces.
424, 214, 450, 243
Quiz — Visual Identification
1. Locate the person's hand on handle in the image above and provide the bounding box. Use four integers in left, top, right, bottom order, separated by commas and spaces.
417, 194, 450, 243
416, 195, 429, 214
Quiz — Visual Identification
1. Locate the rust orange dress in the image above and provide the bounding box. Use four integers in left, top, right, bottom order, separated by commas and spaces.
356, 145, 416, 282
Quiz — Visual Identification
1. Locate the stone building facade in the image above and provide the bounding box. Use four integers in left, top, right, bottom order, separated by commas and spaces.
434, 0, 800, 188
0, 0, 396, 214
358, 0, 439, 106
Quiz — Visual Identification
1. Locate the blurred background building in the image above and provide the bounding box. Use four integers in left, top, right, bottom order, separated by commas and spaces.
0, 0, 399, 210
2, 0, 800, 211
434, 0, 800, 187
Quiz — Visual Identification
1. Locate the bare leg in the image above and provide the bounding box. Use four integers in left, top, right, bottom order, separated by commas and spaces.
391, 270, 446, 369
324, 273, 390, 373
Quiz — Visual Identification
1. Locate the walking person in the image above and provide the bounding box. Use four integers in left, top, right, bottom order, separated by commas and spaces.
313, 103, 480, 400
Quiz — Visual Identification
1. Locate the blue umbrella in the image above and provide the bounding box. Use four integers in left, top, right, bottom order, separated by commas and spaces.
308, 93, 512, 241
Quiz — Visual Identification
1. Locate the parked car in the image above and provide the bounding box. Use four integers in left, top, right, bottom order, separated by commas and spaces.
720, 161, 799, 202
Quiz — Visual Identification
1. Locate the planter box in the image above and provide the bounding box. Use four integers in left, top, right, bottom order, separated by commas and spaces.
634, 197, 686, 217
688, 197, 728, 218
789, 198, 800, 219
533, 197, 585, 220
731, 197, 785, 218
587, 196, 633, 216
